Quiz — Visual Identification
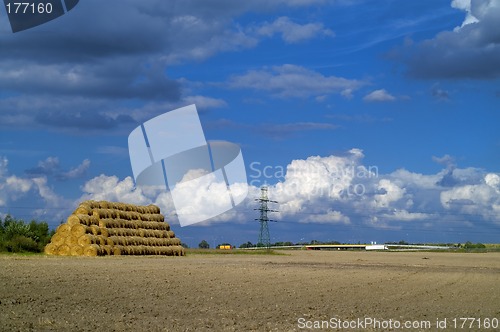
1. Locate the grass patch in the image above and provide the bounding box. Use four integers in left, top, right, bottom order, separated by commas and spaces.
186, 248, 287, 256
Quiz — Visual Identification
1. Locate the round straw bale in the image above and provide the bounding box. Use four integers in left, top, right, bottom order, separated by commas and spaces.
96, 235, 107, 246
56, 224, 71, 237
71, 224, 87, 237
78, 234, 96, 246
88, 216, 99, 226
83, 244, 100, 256
163, 246, 173, 256
98, 219, 110, 228
89, 225, 100, 236
102, 245, 112, 255
167, 230, 175, 238
148, 204, 160, 214
70, 245, 84, 256
170, 238, 181, 246
65, 235, 79, 246
106, 237, 114, 246
100, 228, 108, 238
75, 204, 92, 215
172, 245, 184, 256
98, 201, 109, 209
44, 243, 58, 255
57, 244, 71, 256
67, 214, 81, 226
51, 233, 65, 246
112, 245, 124, 255
107, 209, 117, 218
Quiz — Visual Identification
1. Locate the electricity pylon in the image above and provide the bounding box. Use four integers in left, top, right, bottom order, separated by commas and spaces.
255, 186, 278, 248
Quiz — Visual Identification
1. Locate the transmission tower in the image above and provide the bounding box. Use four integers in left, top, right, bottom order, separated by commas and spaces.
255, 186, 278, 248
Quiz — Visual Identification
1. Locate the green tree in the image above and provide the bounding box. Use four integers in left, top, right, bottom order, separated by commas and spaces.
198, 239, 210, 249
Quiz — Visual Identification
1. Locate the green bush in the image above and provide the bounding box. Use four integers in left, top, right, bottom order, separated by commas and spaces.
5, 236, 39, 253
0, 215, 52, 253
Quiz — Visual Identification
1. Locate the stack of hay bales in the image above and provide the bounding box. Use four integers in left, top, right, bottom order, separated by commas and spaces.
44, 200, 185, 257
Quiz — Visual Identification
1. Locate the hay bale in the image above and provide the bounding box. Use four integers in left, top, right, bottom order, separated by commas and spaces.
75, 204, 91, 215
71, 224, 87, 238
57, 244, 71, 256
89, 225, 101, 236
44, 243, 58, 255
83, 244, 100, 257
67, 215, 81, 226
70, 245, 84, 256
129, 211, 141, 220
78, 234, 96, 246
86, 200, 99, 209
148, 205, 160, 214
102, 245, 113, 255
64, 235, 79, 246
112, 245, 124, 255
99, 228, 109, 238
56, 224, 71, 237
98, 201, 109, 209
51, 233, 66, 246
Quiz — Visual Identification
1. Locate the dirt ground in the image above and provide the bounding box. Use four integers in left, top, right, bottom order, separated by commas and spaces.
1, 250, 499, 331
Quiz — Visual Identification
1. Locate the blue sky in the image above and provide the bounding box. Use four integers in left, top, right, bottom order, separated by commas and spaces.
0, 0, 499, 246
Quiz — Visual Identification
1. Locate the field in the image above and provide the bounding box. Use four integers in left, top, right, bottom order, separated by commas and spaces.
1, 250, 499, 331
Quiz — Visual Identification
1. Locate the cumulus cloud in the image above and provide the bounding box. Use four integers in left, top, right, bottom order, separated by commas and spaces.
254, 17, 334, 43
228, 64, 366, 98
390, 0, 500, 79
363, 89, 396, 102
0, 156, 68, 219
5, 149, 500, 233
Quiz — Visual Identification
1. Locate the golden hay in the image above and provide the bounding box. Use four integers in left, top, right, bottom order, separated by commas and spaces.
83, 244, 100, 257
66, 215, 81, 226
51, 233, 66, 246
64, 235, 79, 246
70, 245, 84, 256
77, 234, 96, 246
56, 224, 71, 237
74, 204, 91, 215
89, 225, 101, 236
44, 243, 58, 255
71, 224, 87, 237
57, 244, 71, 256
112, 245, 124, 255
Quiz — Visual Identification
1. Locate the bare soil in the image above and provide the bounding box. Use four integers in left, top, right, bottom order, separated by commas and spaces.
1, 250, 499, 331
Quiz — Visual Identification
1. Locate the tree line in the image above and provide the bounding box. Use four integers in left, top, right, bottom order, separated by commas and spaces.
0, 215, 54, 253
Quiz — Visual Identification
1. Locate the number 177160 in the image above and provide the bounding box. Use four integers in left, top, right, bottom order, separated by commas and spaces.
5, 2, 53, 14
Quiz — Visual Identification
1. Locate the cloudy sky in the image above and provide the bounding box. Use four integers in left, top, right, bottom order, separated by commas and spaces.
0, 0, 499, 246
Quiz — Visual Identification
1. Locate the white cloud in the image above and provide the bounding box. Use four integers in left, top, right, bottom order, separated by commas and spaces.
363, 89, 396, 102
80, 175, 150, 205
303, 210, 350, 224
255, 17, 334, 43
440, 172, 500, 223
229, 64, 366, 98
0, 157, 68, 220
